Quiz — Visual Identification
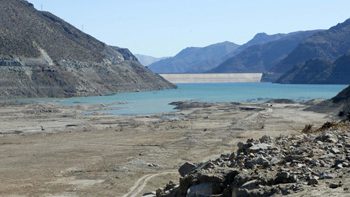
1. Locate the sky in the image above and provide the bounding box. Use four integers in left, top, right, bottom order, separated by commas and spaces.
28, 0, 350, 57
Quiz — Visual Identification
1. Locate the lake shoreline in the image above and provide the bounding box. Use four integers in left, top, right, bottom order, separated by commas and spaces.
1, 83, 345, 116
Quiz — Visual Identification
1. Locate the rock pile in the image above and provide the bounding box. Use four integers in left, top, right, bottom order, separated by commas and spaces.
153, 123, 350, 196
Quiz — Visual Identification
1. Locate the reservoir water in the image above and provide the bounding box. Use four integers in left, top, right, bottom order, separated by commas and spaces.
31, 83, 347, 115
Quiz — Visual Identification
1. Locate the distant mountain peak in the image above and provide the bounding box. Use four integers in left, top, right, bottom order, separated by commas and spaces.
134, 54, 167, 66
253, 32, 285, 41
217, 41, 237, 45
148, 41, 240, 73
210, 30, 319, 74
237, 32, 288, 50
329, 18, 350, 31
253, 32, 269, 38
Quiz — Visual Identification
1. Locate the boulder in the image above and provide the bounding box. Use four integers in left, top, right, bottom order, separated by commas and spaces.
329, 182, 343, 189
319, 172, 337, 179
178, 162, 197, 177
187, 183, 213, 197
248, 143, 272, 153
241, 179, 260, 190
143, 192, 156, 197
307, 178, 319, 186
316, 133, 338, 143
198, 173, 225, 183
255, 156, 270, 167
274, 172, 298, 184
330, 148, 341, 154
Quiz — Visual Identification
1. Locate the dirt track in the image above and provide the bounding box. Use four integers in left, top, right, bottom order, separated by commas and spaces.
122, 171, 177, 197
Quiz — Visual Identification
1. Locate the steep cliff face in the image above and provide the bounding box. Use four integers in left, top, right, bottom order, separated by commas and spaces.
0, 0, 174, 98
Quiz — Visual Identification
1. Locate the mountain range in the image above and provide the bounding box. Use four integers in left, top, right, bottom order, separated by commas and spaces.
2, 0, 349, 96
147, 18, 350, 85
210, 31, 319, 73
0, 0, 174, 98
148, 41, 240, 73
224, 32, 290, 59
274, 19, 350, 83
135, 54, 167, 67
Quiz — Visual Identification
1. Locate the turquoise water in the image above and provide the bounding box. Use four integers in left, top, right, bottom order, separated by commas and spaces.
42, 83, 347, 115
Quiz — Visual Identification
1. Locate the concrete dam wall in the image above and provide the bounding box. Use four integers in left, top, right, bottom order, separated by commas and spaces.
160, 73, 262, 83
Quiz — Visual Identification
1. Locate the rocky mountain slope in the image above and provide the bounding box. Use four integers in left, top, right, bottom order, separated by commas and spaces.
154, 122, 350, 197
0, 0, 174, 98
148, 42, 240, 73
148, 33, 289, 74
306, 85, 350, 119
267, 18, 350, 82
135, 54, 167, 67
224, 32, 291, 59
210, 31, 318, 73
277, 54, 350, 84
333, 85, 350, 103
243, 33, 287, 48
333, 85, 350, 117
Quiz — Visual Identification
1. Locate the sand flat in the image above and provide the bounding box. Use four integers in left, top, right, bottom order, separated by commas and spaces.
0, 101, 332, 196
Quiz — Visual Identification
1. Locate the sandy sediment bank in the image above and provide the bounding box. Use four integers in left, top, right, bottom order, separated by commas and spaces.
0, 101, 335, 196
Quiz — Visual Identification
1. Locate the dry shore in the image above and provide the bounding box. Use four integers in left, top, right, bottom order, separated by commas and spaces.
0, 101, 335, 196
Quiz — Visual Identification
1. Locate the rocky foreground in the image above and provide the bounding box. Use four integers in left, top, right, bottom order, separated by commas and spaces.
152, 121, 350, 197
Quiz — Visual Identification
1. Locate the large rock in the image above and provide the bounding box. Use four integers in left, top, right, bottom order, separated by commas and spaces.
248, 143, 272, 152
187, 183, 213, 197
178, 162, 197, 177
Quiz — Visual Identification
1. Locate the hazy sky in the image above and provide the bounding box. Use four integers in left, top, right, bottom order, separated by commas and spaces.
28, 0, 350, 57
